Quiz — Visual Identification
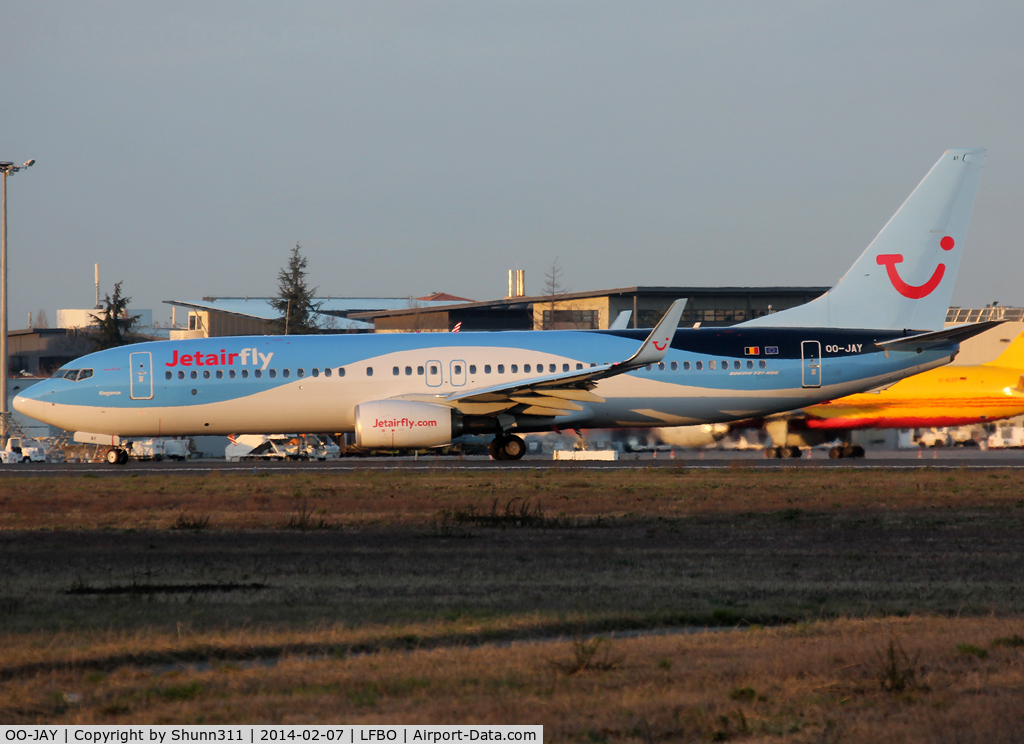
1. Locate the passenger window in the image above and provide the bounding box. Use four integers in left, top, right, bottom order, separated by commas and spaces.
497, 364, 504, 374
511, 364, 518, 373
405, 366, 412, 376
759, 360, 767, 369
269, 369, 277, 378
393, 367, 400, 376
312, 368, 319, 377
282, 369, 290, 378
216, 370, 223, 379
469, 365, 477, 374
241, 370, 249, 379
366, 367, 373, 376
485, 365, 492, 374
576, 363, 583, 370
746, 360, 753, 369
191, 370, 198, 379
229, 370, 236, 379
165, 371, 172, 380
297, 368, 305, 378
524, 364, 531, 373
670, 361, 678, 371
324, 368, 331, 378
455, 364, 463, 375
695, 361, 703, 371
562, 364, 569, 372
430, 365, 438, 375
658, 362, 665, 371
549, 364, 556, 373
709, 361, 716, 370
683, 361, 690, 371
339, 367, 346, 377
254, 370, 262, 378
79, 369, 93, 381
721, 361, 728, 370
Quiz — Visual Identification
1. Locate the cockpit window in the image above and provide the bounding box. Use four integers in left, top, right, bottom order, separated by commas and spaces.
53, 369, 93, 381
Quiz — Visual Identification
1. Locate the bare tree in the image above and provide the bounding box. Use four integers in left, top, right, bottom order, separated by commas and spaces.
34, 310, 49, 329
541, 258, 568, 330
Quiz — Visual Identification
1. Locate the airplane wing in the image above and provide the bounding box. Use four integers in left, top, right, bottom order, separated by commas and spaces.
874, 320, 1003, 352
443, 300, 686, 416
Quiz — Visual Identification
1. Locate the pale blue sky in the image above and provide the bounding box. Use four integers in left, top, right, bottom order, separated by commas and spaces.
3, 1, 1023, 326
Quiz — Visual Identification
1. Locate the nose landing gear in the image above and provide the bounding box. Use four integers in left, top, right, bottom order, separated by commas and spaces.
105, 448, 129, 465
489, 434, 526, 461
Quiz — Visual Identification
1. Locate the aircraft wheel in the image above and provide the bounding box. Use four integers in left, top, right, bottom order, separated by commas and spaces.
852, 445, 865, 458
501, 435, 526, 461
488, 438, 506, 461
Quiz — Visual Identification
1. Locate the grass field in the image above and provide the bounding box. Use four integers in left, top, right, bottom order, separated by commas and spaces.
1, 467, 1023, 739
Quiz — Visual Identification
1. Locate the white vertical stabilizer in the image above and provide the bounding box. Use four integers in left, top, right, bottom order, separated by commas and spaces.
740, 149, 984, 330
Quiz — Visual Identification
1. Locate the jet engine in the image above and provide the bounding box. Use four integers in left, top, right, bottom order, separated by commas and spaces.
354, 400, 456, 449
653, 423, 731, 448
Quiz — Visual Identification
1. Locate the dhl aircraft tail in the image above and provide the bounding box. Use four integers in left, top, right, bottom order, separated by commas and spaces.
985, 330, 1024, 369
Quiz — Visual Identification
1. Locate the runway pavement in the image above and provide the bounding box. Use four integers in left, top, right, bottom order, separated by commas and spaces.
2, 447, 1022, 476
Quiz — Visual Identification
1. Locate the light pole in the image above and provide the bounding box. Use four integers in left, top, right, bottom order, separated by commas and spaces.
0, 158, 35, 445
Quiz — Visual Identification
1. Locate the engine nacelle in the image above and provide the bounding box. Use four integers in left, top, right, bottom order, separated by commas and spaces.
653, 424, 731, 448
354, 400, 455, 449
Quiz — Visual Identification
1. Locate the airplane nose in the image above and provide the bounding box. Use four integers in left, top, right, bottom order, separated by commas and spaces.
13, 383, 50, 418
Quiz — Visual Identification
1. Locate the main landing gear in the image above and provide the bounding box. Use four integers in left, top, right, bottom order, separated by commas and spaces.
489, 435, 526, 461
105, 448, 129, 465
765, 446, 803, 459
827, 444, 865, 459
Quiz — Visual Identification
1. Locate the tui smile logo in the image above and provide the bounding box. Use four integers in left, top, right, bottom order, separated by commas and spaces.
875, 236, 955, 299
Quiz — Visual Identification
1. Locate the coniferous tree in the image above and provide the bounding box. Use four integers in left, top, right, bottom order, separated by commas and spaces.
270, 243, 321, 334
89, 281, 141, 350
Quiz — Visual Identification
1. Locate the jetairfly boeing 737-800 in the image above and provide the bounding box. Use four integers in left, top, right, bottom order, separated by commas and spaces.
15, 149, 997, 463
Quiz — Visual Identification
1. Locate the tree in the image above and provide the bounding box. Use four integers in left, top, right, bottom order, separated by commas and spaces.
89, 281, 141, 350
269, 243, 322, 334
541, 257, 570, 329
34, 309, 49, 329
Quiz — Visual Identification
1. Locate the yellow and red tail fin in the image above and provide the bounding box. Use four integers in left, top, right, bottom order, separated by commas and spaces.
985, 330, 1024, 368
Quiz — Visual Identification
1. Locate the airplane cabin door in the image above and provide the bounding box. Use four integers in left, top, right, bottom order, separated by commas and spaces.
801, 341, 822, 388
129, 351, 154, 399
425, 360, 443, 387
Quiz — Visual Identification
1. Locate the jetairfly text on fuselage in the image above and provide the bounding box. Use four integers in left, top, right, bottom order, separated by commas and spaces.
165, 348, 274, 371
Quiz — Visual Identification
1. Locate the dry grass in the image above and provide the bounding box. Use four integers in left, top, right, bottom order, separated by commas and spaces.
2, 468, 1024, 734
2, 615, 1023, 742
0, 468, 1021, 530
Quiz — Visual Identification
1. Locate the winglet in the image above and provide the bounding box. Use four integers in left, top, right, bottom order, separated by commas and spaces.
609, 310, 633, 330
621, 299, 686, 368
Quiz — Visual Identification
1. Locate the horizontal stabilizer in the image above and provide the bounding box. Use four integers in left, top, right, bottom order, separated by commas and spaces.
874, 320, 1002, 353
